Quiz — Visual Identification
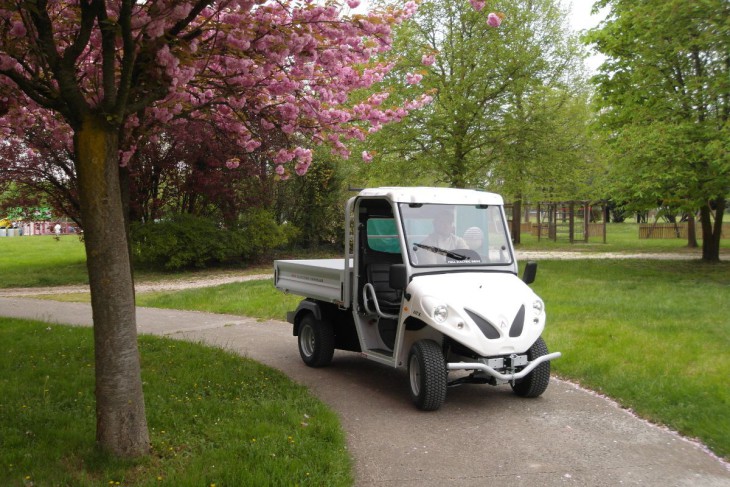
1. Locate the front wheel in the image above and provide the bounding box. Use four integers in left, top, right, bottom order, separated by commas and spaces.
408, 340, 447, 411
298, 314, 335, 367
510, 337, 551, 398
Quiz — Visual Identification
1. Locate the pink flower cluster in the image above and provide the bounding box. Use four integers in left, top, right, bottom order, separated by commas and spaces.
0, 1, 487, 179
487, 12, 502, 28
406, 72, 423, 85
467, 1, 503, 27
469, 0, 486, 11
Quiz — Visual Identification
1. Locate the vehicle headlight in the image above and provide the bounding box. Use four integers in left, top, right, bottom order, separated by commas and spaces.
532, 299, 544, 324
433, 304, 449, 323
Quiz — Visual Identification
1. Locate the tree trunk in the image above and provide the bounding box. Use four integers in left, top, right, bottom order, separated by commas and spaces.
687, 212, 698, 248
512, 199, 522, 245
74, 116, 150, 457
118, 165, 137, 289
699, 199, 725, 262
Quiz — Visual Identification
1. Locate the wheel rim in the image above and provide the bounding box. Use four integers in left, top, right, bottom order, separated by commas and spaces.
300, 324, 315, 357
409, 354, 421, 396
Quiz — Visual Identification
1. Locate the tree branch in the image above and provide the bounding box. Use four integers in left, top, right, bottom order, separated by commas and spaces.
22, 0, 90, 127
62, 1, 96, 67
91, 0, 119, 111
114, 0, 136, 119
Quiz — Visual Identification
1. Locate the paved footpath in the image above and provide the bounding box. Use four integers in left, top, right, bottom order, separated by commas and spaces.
1, 297, 729, 486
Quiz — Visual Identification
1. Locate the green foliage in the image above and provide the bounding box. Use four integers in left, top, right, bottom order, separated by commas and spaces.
237, 207, 299, 257
131, 212, 292, 271
275, 152, 346, 249
587, 0, 729, 259
0, 319, 352, 486
357, 0, 597, 201
4, 206, 53, 221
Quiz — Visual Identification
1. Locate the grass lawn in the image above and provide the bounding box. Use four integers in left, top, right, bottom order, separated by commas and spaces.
0, 235, 272, 289
0, 319, 352, 487
136, 280, 301, 320
530, 259, 730, 460
0, 235, 88, 287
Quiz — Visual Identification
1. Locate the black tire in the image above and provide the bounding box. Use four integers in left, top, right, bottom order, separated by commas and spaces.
408, 340, 447, 411
511, 337, 551, 398
298, 314, 335, 367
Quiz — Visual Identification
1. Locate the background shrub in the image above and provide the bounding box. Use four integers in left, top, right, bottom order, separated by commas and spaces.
131, 211, 293, 271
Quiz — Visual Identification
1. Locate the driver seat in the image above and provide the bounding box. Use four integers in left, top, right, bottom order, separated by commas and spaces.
366, 263, 402, 315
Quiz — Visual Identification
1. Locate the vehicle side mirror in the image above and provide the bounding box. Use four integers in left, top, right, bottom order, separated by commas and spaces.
389, 263, 409, 290
522, 261, 538, 284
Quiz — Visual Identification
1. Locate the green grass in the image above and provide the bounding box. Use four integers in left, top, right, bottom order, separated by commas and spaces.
0, 236, 272, 289
136, 280, 302, 320
0, 236, 88, 287
530, 259, 730, 460
0, 319, 352, 487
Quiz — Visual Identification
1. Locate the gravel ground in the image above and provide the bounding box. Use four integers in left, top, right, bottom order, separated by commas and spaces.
0, 273, 273, 297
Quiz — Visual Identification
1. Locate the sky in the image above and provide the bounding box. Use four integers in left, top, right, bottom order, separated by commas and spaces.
566, 0, 607, 31
564, 1, 609, 72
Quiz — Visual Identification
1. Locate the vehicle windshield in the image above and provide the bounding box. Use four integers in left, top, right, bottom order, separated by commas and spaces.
399, 203, 513, 267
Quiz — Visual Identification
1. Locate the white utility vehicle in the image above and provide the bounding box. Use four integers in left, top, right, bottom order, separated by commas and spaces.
274, 187, 561, 410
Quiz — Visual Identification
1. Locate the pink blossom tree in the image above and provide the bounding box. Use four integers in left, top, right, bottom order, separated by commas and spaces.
0, 0, 497, 458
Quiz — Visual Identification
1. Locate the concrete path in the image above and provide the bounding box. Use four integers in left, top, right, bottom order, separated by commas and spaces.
1, 297, 728, 486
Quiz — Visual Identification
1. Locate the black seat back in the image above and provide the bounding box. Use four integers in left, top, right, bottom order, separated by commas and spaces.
366, 263, 401, 309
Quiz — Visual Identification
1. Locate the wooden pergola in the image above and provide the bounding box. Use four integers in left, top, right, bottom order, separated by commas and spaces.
536, 201, 607, 244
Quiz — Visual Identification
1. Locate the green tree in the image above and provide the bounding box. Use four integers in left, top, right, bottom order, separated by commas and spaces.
357, 0, 593, 203
275, 151, 347, 249
588, 0, 729, 262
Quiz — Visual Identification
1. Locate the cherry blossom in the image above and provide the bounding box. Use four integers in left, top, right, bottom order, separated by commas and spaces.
407, 73, 424, 85
469, 0, 486, 11
487, 12, 503, 27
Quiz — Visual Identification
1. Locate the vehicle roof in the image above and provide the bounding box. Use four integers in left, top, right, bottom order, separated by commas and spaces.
357, 187, 504, 205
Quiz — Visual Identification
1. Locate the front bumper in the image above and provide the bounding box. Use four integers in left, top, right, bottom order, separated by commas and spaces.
447, 351, 562, 381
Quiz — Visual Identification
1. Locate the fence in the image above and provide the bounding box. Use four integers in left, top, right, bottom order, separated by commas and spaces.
639, 223, 730, 239
0, 221, 78, 237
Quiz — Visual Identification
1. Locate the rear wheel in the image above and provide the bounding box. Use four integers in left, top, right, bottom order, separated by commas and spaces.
298, 314, 335, 367
408, 340, 447, 411
511, 337, 551, 397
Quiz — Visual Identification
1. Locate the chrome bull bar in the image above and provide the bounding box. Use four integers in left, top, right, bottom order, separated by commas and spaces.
447, 352, 562, 381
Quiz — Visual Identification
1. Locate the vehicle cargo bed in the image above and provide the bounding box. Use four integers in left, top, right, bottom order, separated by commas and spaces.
274, 258, 352, 304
